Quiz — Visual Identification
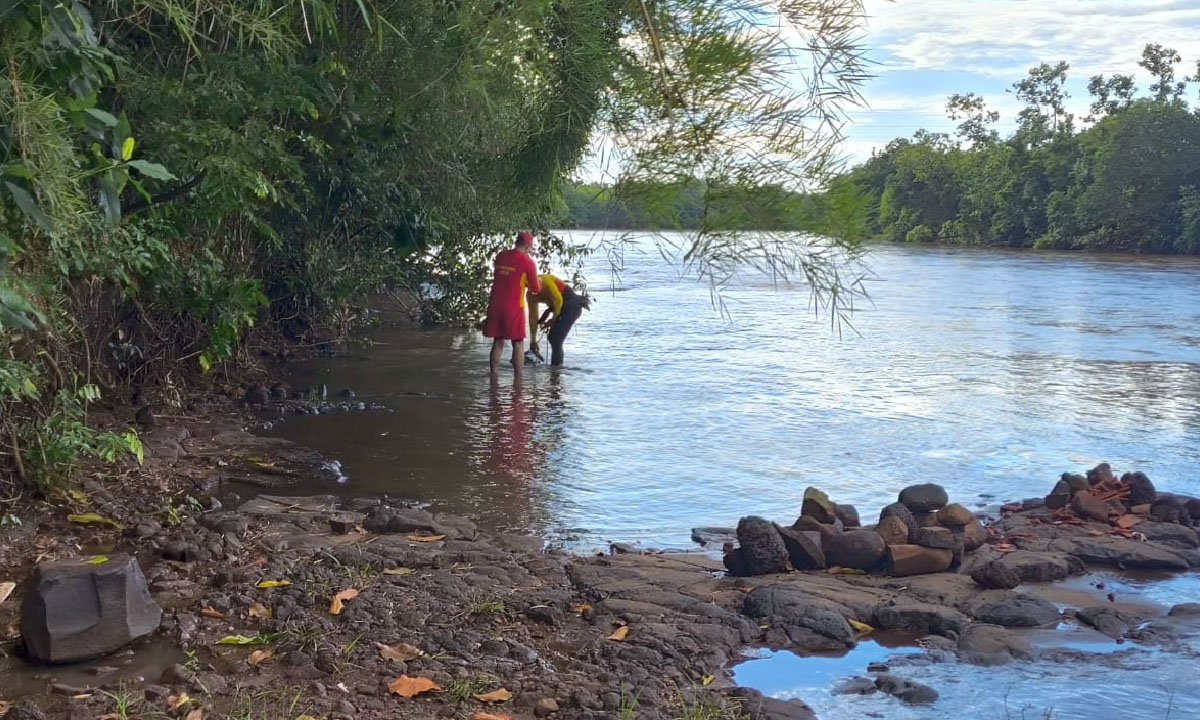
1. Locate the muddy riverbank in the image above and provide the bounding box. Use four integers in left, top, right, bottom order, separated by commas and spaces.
2, 389, 1200, 720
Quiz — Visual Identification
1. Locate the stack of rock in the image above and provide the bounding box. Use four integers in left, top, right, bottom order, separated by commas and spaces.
1043, 462, 1200, 531
723, 484, 989, 578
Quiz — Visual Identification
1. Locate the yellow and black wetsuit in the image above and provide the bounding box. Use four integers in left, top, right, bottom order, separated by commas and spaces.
527, 274, 586, 366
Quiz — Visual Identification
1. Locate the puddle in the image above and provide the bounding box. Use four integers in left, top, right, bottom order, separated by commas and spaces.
733, 638, 923, 695
0, 636, 185, 698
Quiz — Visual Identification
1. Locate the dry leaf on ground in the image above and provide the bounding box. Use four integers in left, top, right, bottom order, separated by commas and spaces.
470, 713, 514, 720
701, 675, 715, 686
848, 619, 874, 633
200, 607, 225, 619
377, 642, 422, 662
215, 635, 263, 645
474, 689, 513, 703
329, 588, 360, 615
570, 603, 592, 614
406, 534, 446, 543
607, 626, 629, 641
248, 602, 273, 619
66, 513, 123, 530
255, 580, 291, 589
247, 649, 273, 666
382, 567, 415, 576
387, 676, 442, 698
86, 556, 108, 565
0, 582, 14, 605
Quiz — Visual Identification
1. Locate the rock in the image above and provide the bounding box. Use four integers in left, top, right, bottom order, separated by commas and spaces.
1121, 472, 1157, 507
691, 527, 737, 547
774, 523, 826, 570
888, 545, 952, 577
242, 384, 269, 405
995, 551, 1076, 583
1187, 498, 1200, 522
535, 698, 560, 717
957, 624, 1032, 665
161, 663, 193, 684
743, 586, 854, 646
937, 503, 974, 527
735, 516, 792, 575
1076, 607, 1134, 638
874, 674, 938, 704
328, 511, 365, 535
1072, 538, 1189, 570
337, 388, 356, 399
910, 526, 956, 550
898, 484, 948, 513
832, 677, 877, 696
725, 687, 817, 720
143, 685, 171, 701
974, 594, 1060, 628
1151, 497, 1186, 525
1087, 462, 1115, 487
1062, 473, 1089, 493
723, 547, 751, 577
1070, 491, 1110, 523
1044, 480, 1072, 511
970, 560, 1021, 590
873, 603, 970, 636
911, 511, 941, 529
362, 507, 440, 535
876, 515, 909, 547
20, 555, 162, 664
791, 516, 841, 546
801, 487, 838, 525
825, 530, 886, 571
834, 504, 861, 528
1135, 522, 1199, 549
1168, 603, 1200, 617
960, 519, 987, 551
879, 502, 917, 530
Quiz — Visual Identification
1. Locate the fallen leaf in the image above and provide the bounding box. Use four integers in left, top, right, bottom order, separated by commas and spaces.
377, 642, 422, 662
247, 649, 273, 666
66, 489, 89, 504
474, 688, 513, 703
255, 580, 291, 589
67, 513, 123, 530
185, 710, 202, 720
168, 693, 192, 710
248, 602, 273, 619
470, 713, 514, 720
200, 607, 225, 619
329, 588, 360, 615
382, 567, 415, 576
406, 534, 445, 543
701, 675, 715, 686
216, 634, 265, 646
607, 626, 629, 641
387, 675, 442, 698
86, 556, 109, 566
848, 619, 874, 633
70, 694, 92, 700
570, 603, 592, 614
0, 582, 14, 605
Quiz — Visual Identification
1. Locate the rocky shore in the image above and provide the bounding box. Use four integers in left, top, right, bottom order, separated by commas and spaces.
2, 395, 1200, 720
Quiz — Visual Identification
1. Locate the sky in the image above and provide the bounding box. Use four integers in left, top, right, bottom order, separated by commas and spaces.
844, 0, 1200, 164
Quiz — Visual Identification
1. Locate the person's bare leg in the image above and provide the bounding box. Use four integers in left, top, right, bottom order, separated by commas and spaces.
510, 340, 524, 377
489, 339, 505, 375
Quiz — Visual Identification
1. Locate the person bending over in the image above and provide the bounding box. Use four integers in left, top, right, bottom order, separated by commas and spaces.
527, 273, 590, 366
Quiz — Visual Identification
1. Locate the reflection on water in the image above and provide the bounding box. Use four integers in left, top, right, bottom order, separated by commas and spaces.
272, 234, 1200, 549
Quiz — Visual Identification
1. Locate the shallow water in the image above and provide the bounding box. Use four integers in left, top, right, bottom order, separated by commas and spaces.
272, 232, 1200, 550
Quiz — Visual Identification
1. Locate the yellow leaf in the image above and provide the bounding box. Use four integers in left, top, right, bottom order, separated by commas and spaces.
607, 626, 629, 641
248, 602, 273, 619
571, 604, 592, 614
474, 688, 513, 703
256, 580, 291, 589
67, 489, 88, 504
702, 675, 715, 686
247, 649, 273, 666
406, 534, 445, 543
377, 642, 423, 662
215, 635, 262, 646
168, 693, 192, 710
382, 567, 415, 576
67, 513, 123, 530
87, 555, 108, 565
184, 709, 202, 720
470, 714, 513, 720
387, 675, 442, 698
849, 619, 874, 633
329, 588, 360, 615
121, 137, 135, 162
200, 607, 225, 619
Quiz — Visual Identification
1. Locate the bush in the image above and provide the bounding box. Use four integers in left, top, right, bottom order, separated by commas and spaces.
905, 224, 934, 243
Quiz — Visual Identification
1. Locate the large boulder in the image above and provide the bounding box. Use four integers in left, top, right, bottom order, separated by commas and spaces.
1072, 538, 1188, 570
1062, 473, 1090, 493
1070, 491, 1110, 523
825, 530, 887, 571
1151, 496, 1188, 525
879, 502, 917, 530
1134, 522, 1199, 549
736, 516, 791, 576
957, 624, 1032, 666
742, 586, 854, 646
1076, 607, 1137, 639
876, 515, 909, 547
1087, 463, 1116, 487
937, 503, 974, 527
888, 545, 952, 577
898, 484, 949, 513
834, 504, 861, 528
970, 560, 1020, 590
774, 523, 826, 571
801, 487, 838, 525
1044, 480, 1072, 511
791, 516, 841, 546
910, 527, 956, 550
959, 519, 988, 552
974, 594, 1060, 628
21, 555, 161, 664
1122, 472, 1157, 507
873, 602, 970, 636
995, 551, 1079, 583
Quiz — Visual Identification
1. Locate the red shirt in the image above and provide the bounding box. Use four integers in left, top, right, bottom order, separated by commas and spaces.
482, 249, 540, 340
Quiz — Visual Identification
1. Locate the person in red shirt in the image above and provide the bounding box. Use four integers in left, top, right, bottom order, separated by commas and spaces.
483, 232, 541, 375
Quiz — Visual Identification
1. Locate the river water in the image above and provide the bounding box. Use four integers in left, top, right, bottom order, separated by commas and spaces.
267, 231, 1200, 719
273, 231, 1200, 550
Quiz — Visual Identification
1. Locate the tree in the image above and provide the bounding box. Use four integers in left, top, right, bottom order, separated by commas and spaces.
1086, 74, 1137, 121
1011, 61, 1073, 141
947, 93, 1000, 146
1139, 43, 1186, 105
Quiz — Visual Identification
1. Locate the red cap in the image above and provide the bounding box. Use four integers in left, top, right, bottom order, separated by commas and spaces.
517, 231, 534, 247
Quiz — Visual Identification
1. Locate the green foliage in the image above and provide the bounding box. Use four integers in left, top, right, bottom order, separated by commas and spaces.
830, 42, 1200, 256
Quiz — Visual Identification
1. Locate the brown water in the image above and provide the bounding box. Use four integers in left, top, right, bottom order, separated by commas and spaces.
271, 232, 1200, 551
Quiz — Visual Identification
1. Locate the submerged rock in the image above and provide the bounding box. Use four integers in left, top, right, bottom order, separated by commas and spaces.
1076, 606, 1137, 638
898, 483, 949, 513
736, 516, 791, 576
21, 554, 162, 664
874, 674, 938, 704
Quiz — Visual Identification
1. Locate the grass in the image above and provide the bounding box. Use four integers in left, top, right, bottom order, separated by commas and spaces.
227, 686, 312, 720
466, 593, 513, 619
615, 687, 640, 720
672, 695, 749, 720
100, 686, 139, 720
446, 676, 496, 704
278, 620, 326, 654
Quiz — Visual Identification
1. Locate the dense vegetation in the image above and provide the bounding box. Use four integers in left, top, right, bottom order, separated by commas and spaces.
0, 0, 870, 494
832, 44, 1200, 253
